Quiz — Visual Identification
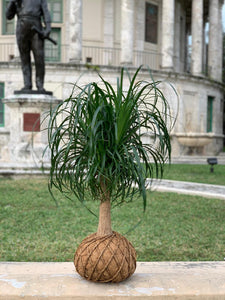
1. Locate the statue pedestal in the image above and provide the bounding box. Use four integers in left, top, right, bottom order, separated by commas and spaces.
1, 93, 62, 169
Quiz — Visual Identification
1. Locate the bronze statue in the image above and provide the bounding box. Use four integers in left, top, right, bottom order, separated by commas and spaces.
6, 0, 52, 93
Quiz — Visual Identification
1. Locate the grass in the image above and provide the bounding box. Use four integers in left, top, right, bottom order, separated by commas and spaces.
161, 164, 225, 186
0, 177, 224, 262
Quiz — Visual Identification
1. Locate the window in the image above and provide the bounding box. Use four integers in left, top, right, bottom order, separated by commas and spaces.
47, 0, 63, 23
0, 83, 4, 127
45, 0, 63, 62
145, 2, 158, 44
2, 0, 15, 35
45, 28, 61, 62
207, 96, 214, 132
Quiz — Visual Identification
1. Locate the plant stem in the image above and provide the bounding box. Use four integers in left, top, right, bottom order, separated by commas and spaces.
97, 200, 112, 236
97, 179, 112, 236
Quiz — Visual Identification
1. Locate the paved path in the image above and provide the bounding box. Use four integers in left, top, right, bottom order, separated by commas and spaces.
146, 179, 225, 200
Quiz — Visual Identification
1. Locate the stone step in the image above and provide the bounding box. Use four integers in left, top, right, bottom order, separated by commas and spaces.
0, 162, 50, 177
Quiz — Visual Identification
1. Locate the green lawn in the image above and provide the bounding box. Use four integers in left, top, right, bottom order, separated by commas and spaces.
0, 177, 224, 262
161, 163, 225, 186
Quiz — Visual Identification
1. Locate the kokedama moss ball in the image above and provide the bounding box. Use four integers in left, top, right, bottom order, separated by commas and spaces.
74, 231, 136, 283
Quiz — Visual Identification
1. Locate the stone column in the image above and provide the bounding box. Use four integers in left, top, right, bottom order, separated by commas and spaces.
134, 1, 144, 52
69, 0, 82, 63
13, 16, 20, 61
161, 0, 175, 71
121, 0, 134, 65
174, 2, 181, 72
216, 1, 223, 82
191, 0, 203, 76
103, 0, 114, 65
208, 0, 222, 81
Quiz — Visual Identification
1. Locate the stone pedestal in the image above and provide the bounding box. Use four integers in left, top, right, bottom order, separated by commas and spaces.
1, 93, 61, 168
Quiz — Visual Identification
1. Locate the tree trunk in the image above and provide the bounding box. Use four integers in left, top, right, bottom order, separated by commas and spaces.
97, 179, 112, 236
97, 200, 112, 236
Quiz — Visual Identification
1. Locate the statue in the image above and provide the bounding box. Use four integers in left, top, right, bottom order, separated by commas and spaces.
6, 0, 55, 94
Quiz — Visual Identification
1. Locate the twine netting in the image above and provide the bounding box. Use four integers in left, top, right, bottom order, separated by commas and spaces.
74, 231, 136, 283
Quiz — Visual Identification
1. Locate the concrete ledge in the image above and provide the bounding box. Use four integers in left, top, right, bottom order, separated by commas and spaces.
149, 179, 225, 200
0, 262, 224, 299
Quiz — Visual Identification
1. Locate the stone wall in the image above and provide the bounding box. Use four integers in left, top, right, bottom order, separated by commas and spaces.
0, 63, 224, 168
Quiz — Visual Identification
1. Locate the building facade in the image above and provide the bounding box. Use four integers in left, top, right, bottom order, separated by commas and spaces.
0, 0, 224, 165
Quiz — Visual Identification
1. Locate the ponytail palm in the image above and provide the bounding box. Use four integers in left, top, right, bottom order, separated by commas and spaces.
48, 66, 172, 282
48, 66, 171, 217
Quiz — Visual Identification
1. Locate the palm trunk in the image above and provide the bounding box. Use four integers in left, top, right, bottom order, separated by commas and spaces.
97, 179, 112, 236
